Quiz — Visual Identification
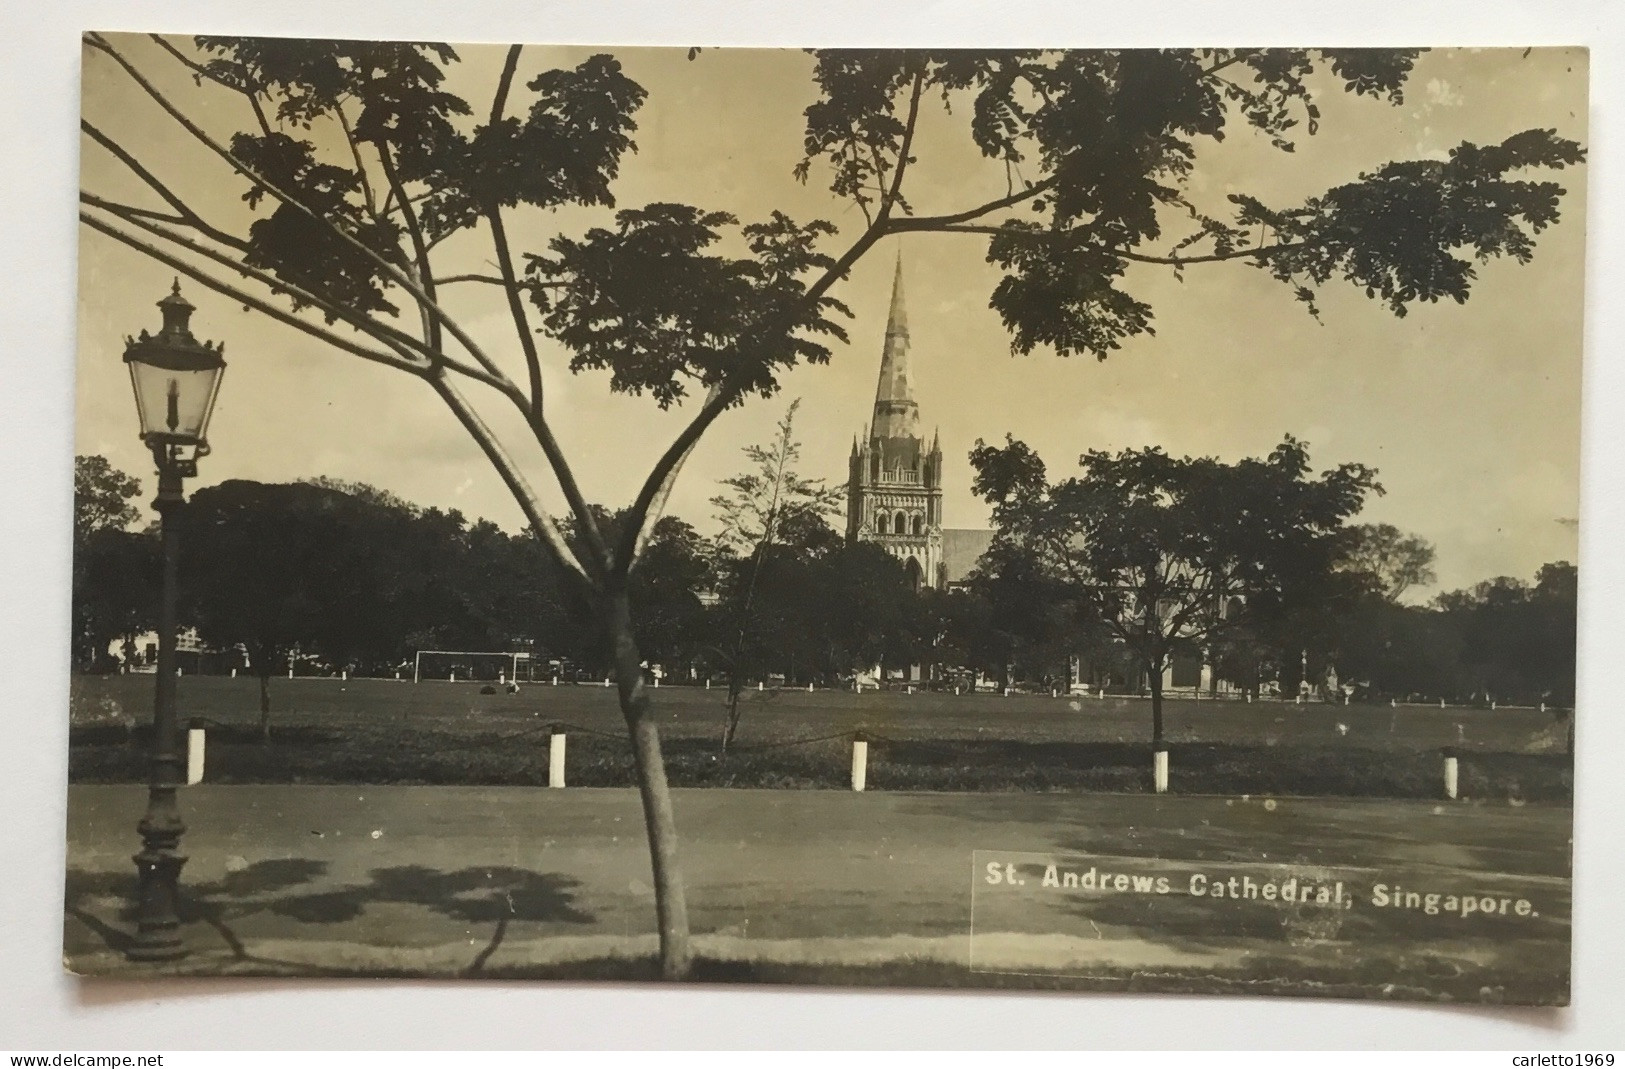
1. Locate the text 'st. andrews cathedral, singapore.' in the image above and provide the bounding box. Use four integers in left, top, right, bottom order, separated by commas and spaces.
846, 256, 990, 591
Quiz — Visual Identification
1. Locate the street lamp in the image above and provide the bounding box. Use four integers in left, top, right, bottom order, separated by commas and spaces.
121, 279, 225, 961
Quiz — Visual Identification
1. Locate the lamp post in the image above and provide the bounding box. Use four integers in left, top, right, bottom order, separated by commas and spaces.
121, 280, 225, 961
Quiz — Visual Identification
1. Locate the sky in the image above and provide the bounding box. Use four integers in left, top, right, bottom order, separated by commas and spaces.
75, 40, 1588, 599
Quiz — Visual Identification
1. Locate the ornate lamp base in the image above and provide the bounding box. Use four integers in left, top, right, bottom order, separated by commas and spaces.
127, 790, 188, 962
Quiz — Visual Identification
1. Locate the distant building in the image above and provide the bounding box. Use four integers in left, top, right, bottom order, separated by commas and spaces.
846, 255, 991, 590
109, 626, 214, 673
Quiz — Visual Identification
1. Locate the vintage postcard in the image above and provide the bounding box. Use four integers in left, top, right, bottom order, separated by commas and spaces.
68, 36, 1585, 1004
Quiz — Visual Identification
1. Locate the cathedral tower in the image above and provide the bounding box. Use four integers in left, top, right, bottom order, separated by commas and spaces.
846, 254, 945, 590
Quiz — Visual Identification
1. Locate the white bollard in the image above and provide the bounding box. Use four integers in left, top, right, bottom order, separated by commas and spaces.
603, 678, 610, 688
499, 671, 505, 685
704, 679, 711, 690
1153, 749, 1169, 794
186, 723, 205, 786
907, 685, 913, 695
230, 667, 237, 679
1540, 701, 1546, 714
1098, 688, 1104, 700
342, 670, 349, 682
1440, 698, 1446, 708
807, 683, 814, 693
758, 681, 764, 692
1391, 698, 1397, 708
954, 686, 961, 696
851, 734, 868, 792
653, 676, 659, 688
450, 671, 456, 682
549, 729, 566, 788
1491, 700, 1496, 710
289, 666, 294, 679
1245, 692, 1252, 703
1443, 753, 1459, 800
1003, 687, 1010, 697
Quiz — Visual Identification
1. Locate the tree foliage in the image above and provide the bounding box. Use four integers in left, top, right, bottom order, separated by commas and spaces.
74, 454, 143, 541
1336, 522, 1437, 602
72, 456, 156, 671
971, 435, 1379, 741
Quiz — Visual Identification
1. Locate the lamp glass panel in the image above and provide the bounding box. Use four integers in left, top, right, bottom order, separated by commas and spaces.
129, 362, 221, 442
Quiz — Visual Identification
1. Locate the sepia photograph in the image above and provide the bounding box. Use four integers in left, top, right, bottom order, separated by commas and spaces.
63, 33, 1586, 1008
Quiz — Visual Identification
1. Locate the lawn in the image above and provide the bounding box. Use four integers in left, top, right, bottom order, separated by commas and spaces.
67, 675, 1574, 800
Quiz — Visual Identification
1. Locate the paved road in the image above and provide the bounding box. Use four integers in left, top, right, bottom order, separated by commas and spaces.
63, 786, 1571, 998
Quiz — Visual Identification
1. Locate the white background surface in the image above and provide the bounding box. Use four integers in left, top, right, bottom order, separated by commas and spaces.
3, 0, 1622, 1050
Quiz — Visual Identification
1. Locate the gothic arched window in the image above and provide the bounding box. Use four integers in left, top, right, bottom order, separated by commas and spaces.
912, 514, 924, 535
875, 512, 888, 535
895, 510, 907, 535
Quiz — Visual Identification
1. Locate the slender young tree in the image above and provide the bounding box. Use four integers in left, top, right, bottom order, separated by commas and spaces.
80, 38, 1583, 976
710, 399, 842, 748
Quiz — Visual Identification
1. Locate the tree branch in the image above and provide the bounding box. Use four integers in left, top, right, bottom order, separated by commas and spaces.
425, 373, 593, 589
484, 202, 612, 577
85, 193, 412, 348
1201, 49, 1258, 80
334, 100, 379, 220
88, 201, 189, 228
80, 211, 426, 375
85, 33, 506, 390
434, 273, 562, 292
374, 143, 441, 351
491, 44, 522, 124
485, 210, 545, 412
613, 210, 894, 578
881, 69, 926, 215
888, 176, 1056, 231
148, 32, 273, 137
890, 219, 1316, 267
81, 195, 525, 398
80, 120, 247, 251
1120, 241, 1314, 266
627, 384, 722, 569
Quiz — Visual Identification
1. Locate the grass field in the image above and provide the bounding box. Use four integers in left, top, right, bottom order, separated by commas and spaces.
68, 675, 1574, 800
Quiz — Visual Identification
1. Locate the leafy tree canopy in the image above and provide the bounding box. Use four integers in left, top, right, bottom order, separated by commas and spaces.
970, 434, 1379, 740
74, 454, 144, 541
1335, 522, 1438, 602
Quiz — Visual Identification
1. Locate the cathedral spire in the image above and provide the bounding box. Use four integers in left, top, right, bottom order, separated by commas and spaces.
886, 249, 908, 337
871, 249, 920, 441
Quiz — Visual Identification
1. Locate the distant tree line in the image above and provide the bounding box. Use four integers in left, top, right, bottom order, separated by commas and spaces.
73, 446, 1578, 719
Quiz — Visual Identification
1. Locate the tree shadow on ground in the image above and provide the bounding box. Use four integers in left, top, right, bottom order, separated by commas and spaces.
66, 859, 592, 975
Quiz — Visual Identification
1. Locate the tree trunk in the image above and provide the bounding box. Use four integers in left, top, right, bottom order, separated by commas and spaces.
605, 589, 692, 979
258, 670, 272, 743
723, 669, 745, 752
1148, 656, 1166, 749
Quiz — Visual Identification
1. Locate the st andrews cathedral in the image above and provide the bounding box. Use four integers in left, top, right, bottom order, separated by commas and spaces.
846, 256, 991, 591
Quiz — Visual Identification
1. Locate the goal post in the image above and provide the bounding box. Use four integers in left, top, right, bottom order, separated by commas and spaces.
412, 650, 528, 684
